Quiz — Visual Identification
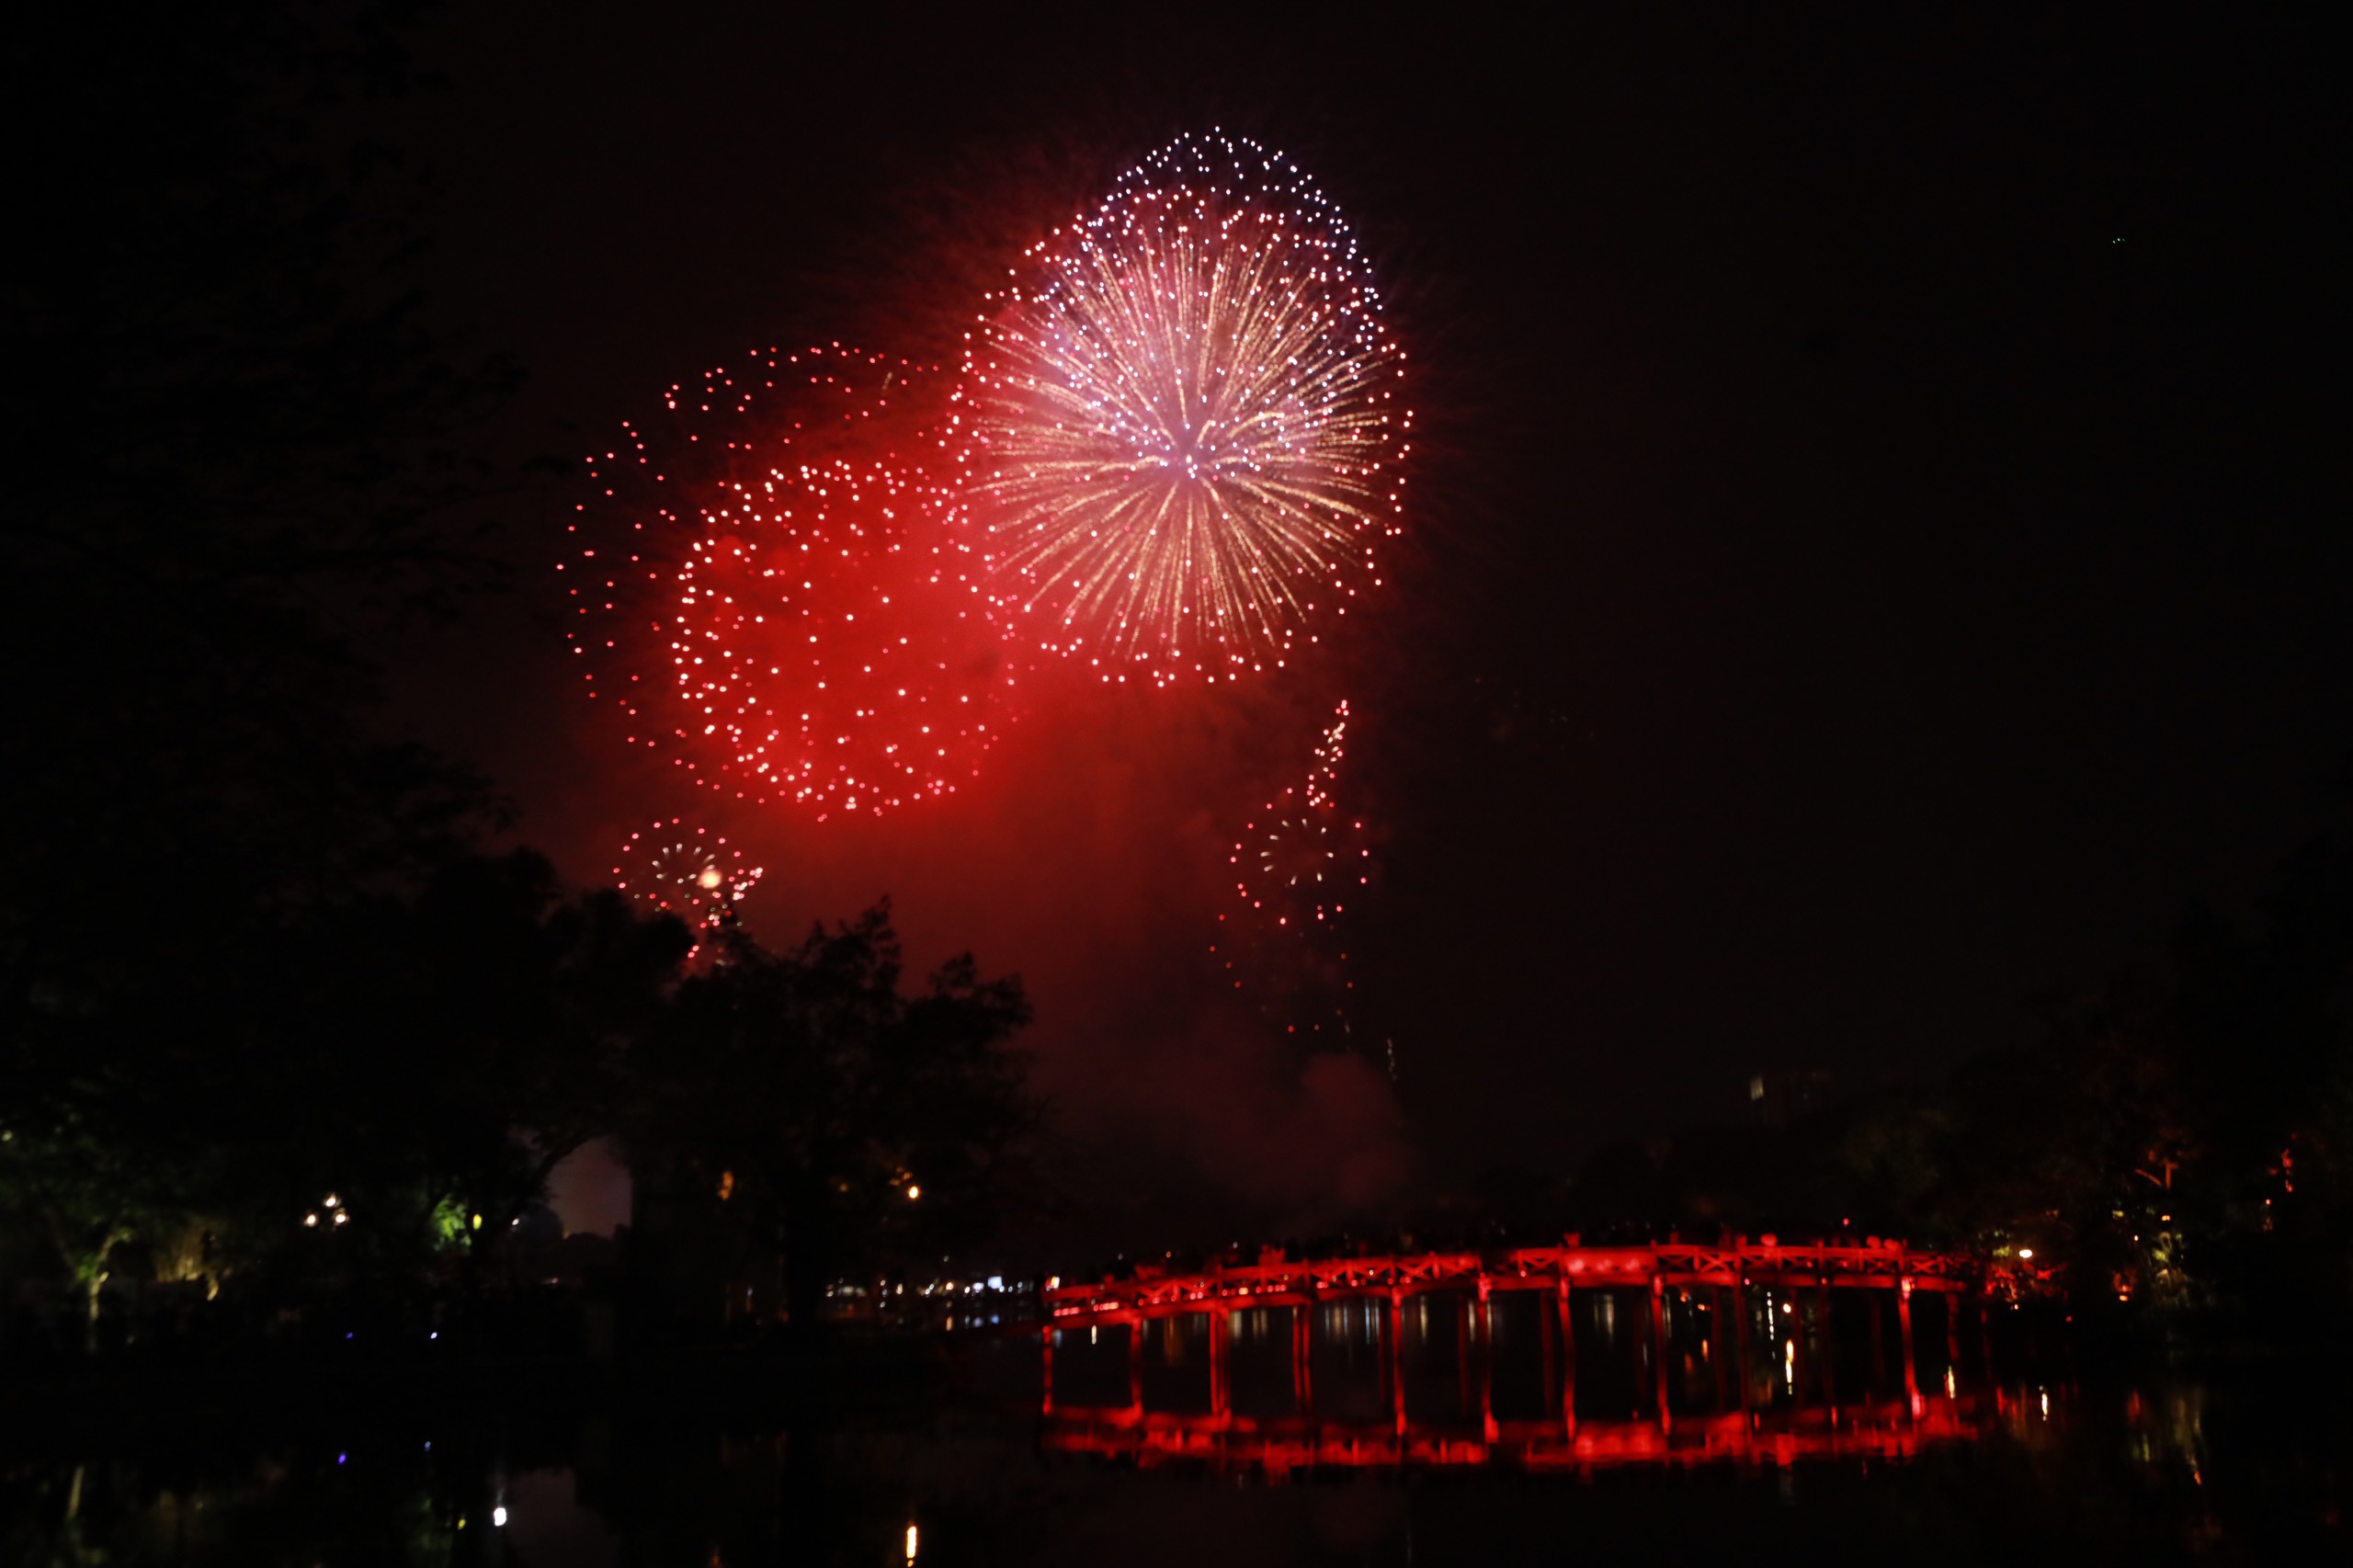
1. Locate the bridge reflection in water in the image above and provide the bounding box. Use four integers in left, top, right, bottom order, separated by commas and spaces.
1041, 1238, 1993, 1472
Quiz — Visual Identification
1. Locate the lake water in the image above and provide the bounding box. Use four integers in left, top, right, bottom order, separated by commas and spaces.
4, 1333, 2339, 1565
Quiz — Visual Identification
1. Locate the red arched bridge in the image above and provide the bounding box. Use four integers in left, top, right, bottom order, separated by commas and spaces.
1040, 1236, 1994, 1471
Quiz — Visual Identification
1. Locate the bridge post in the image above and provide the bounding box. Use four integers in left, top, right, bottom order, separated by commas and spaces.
1733, 1277, 1753, 1418
1947, 1289, 1965, 1392
1869, 1282, 1888, 1401
1712, 1286, 1733, 1413
1127, 1315, 1145, 1415
1374, 1280, 1392, 1431
1210, 1309, 1232, 1422
1789, 1290, 1809, 1413
1556, 1276, 1577, 1438
1897, 1278, 1919, 1415
1649, 1274, 1672, 1434
1455, 1292, 1474, 1426
1539, 1283, 1556, 1418
1291, 1299, 1313, 1420
1477, 1273, 1497, 1443
1818, 1278, 1835, 1415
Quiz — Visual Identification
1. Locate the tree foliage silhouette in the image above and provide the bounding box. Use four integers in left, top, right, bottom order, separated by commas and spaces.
622, 904, 1035, 1331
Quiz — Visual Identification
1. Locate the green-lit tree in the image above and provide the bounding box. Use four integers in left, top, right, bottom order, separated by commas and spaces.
0, 1073, 183, 1353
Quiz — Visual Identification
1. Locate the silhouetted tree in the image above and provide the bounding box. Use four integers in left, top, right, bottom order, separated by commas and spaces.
621, 904, 1035, 1332
201, 852, 690, 1280
0, 3, 530, 1339
1813, 838, 2353, 1339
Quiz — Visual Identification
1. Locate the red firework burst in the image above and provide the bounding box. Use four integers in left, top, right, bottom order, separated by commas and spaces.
563, 347, 1010, 817
953, 131, 1411, 686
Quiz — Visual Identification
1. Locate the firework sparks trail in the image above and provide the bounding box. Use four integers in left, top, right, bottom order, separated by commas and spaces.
1212, 699, 1372, 1041
563, 347, 1010, 818
954, 131, 1410, 686
612, 817, 764, 928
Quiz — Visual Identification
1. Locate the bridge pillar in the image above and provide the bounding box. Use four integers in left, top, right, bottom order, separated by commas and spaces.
1291, 1300, 1313, 1420
1733, 1277, 1753, 1418
1868, 1283, 1887, 1400
1818, 1278, 1836, 1416
1947, 1290, 1965, 1392
1897, 1278, 1919, 1415
1711, 1286, 1733, 1413
1385, 1289, 1406, 1435
1477, 1273, 1497, 1443
1556, 1277, 1577, 1438
1455, 1293, 1474, 1426
1539, 1285, 1557, 1422
1650, 1274, 1672, 1433
1127, 1315, 1144, 1414
1789, 1290, 1809, 1412
1210, 1309, 1231, 1422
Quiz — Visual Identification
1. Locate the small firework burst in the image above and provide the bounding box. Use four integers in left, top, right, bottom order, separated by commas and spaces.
613, 818, 763, 927
1213, 700, 1372, 1041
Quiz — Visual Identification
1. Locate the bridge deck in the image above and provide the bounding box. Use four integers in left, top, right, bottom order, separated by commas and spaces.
1045, 1239, 1973, 1325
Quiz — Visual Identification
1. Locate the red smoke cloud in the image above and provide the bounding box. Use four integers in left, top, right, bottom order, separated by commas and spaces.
573, 663, 1413, 1238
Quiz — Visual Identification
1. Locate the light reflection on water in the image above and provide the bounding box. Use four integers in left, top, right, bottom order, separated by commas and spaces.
0, 1341, 2336, 1565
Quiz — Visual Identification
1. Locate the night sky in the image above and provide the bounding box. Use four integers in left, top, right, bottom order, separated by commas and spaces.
378, 5, 2341, 1221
